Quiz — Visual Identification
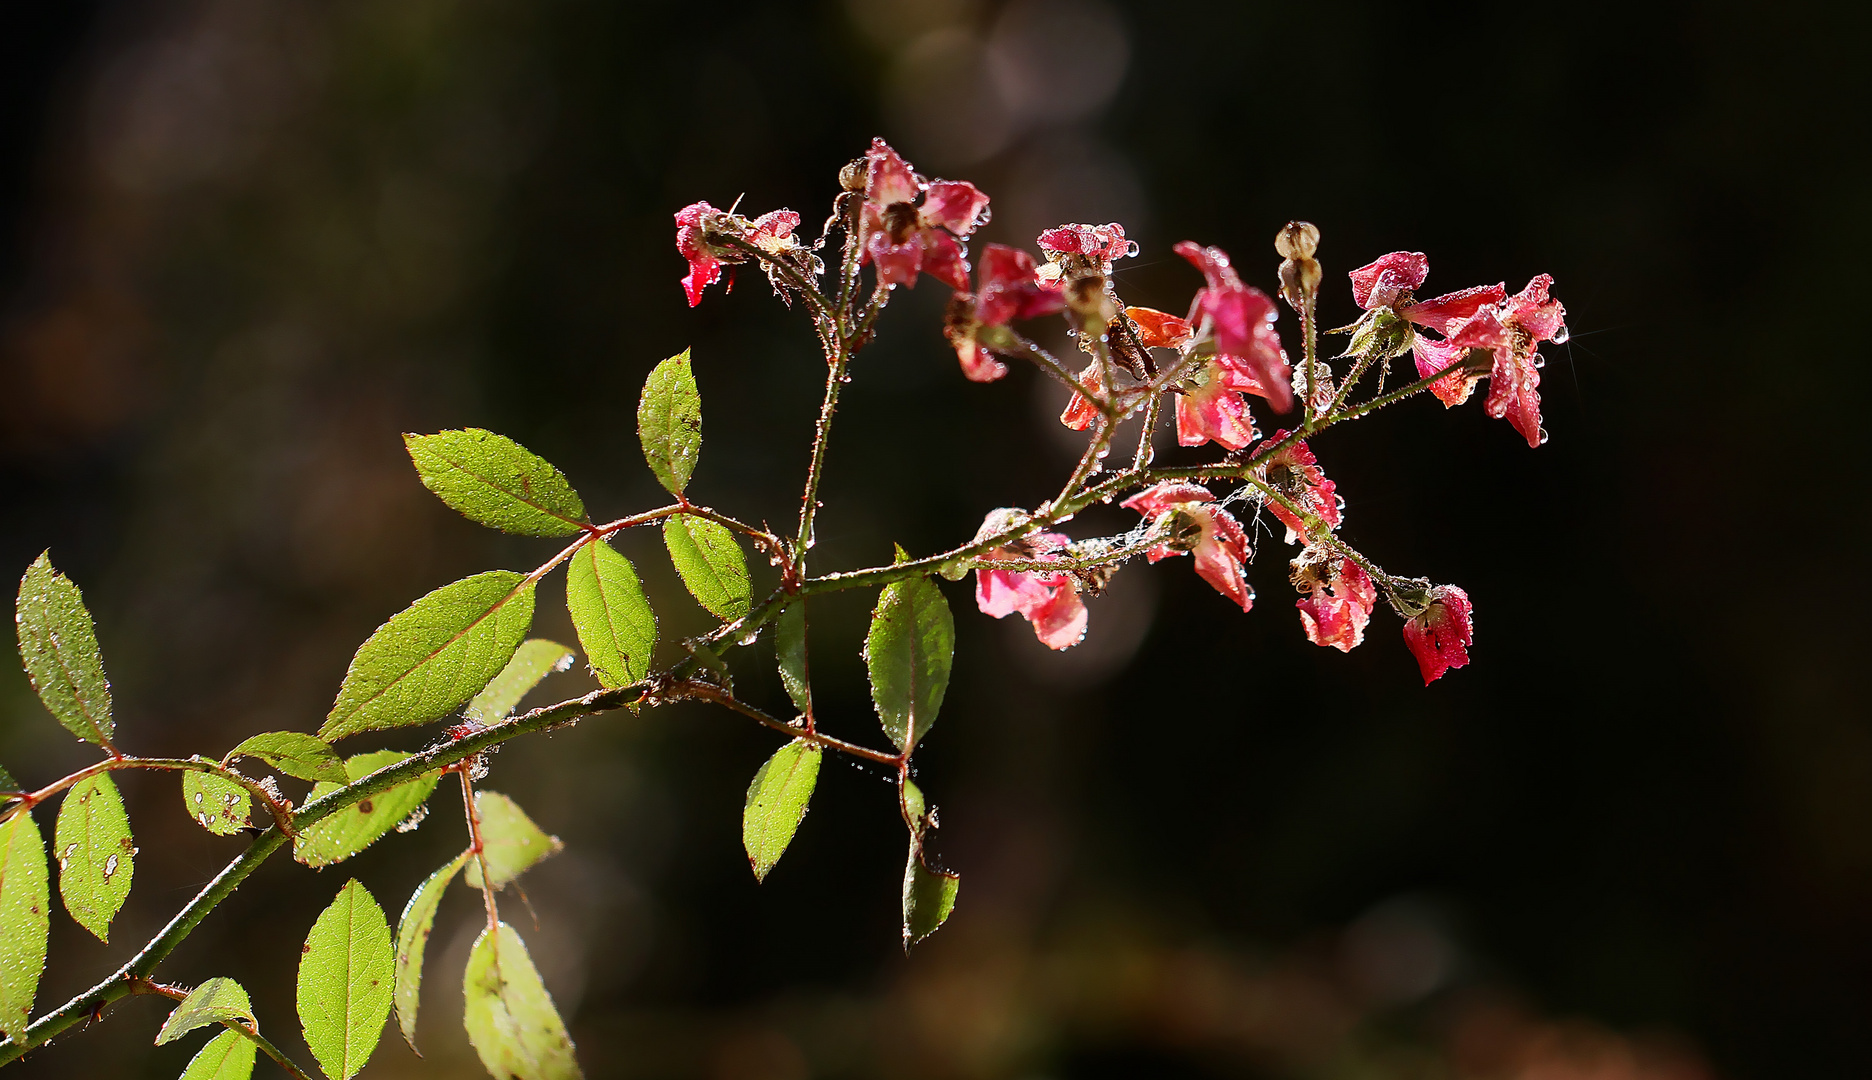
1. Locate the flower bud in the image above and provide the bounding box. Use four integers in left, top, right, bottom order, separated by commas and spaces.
1274, 221, 1319, 260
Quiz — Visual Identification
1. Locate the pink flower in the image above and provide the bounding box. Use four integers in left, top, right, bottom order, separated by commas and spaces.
1174, 242, 1293, 413
1401, 585, 1473, 684
1176, 359, 1260, 450
674, 202, 804, 307
945, 244, 1066, 383
1037, 223, 1133, 280
974, 529, 1087, 650
1121, 482, 1252, 611
1425, 275, 1566, 447
1296, 556, 1376, 652
1251, 433, 1340, 544
859, 139, 990, 291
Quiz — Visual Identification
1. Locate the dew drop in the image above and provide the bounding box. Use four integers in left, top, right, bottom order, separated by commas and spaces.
1551, 326, 1570, 343
1124, 240, 1141, 258
103, 853, 118, 880
1537, 428, 1551, 446
1533, 357, 1546, 369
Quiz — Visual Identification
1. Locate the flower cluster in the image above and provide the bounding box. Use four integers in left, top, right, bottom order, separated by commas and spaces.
673, 138, 1567, 683
1346, 252, 1569, 448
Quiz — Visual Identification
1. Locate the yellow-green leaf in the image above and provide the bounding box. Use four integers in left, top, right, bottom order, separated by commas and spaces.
223, 731, 346, 785
637, 349, 702, 496
320, 571, 537, 741
178, 1029, 256, 1080
465, 639, 575, 723
181, 770, 251, 836
293, 751, 441, 867
0, 810, 49, 1041
155, 976, 254, 1045
742, 739, 820, 882
15, 552, 113, 747
864, 575, 954, 752
463, 922, 582, 1079
297, 879, 394, 1080
464, 792, 562, 891
565, 541, 656, 689
663, 516, 748, 622
53, 772, 133, 942
405, 429, 588, 537
394, 852, 467, 1054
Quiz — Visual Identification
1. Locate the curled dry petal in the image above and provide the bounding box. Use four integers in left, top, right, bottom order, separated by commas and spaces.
1059, 362, 1104, 431
1349, 251, 1429, 309
1124, 306, 1193, 349
1038, 223, 1132, 273
675, 200, 724, 307
1412, 334, 1480, 407
1402, 585, 1473, 684
1296, 557, 1377, 652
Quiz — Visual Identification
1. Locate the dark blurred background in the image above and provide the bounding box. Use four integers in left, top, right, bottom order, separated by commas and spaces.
3, 0, 1868, 1077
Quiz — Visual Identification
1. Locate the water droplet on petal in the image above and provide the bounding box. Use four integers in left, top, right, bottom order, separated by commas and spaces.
1551, 326, 1570, 343
1537, 428, 1551, 445
1124, 240, 1141, 258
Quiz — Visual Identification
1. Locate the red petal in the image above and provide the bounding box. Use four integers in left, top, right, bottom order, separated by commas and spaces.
864, 138, 919, 207
1403, 585, 1473, 684
922, 231, 971, 291
1174, 241, 1241, 290
1175, 373, 1259, 451
1026, 585, 1088, 650
1120, 480, 1215, 517
921, 181, 990, 236
1348, 251, 1429, 309
1399, 283, 1507, 335
1505, 274, 1566, 342
1411, 334, 1480, 408
1060, 362, 1103, 431
1483, 346, 1543, 447
955, 339, 1008, 383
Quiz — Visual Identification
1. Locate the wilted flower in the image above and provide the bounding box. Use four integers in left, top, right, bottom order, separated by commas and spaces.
859, 139, 990, 291
1294, 553, 1376, 652
1400, 584, 1473, 683
1121, 482, 1252, 611
674, 202, 806, 308
1036, 223, 1133, 282
1174, 242, 1293, 413
973, 522, 1087, 650
1251, 432, 1340, 544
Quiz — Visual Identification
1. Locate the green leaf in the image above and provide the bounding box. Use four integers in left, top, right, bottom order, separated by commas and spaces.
863, 575, 954, 752
53, 772, 133, 942
742, 739, 820, 882
466, 639, 575, 723
663, 516, 749, 622
463, 922, 582, 1080
405, 429, 588, 537
297, 879, 395, 1080
565, 541, 656, 689
464, 792, 562, 891
636, 349, 702, 496
154, 976, 254, 1045
178, 1029, 257, 1080
900, 778, 926, 827
0, 810, 49, 1041
293, 751, 442, 867
902, 849, 960, 949
394, 852, 467, 1054
0, 765, 19, 795
223, 732, 346, 785
775, 602, 811, 717
182, 770, 251, 836
15, 552, 114, 748
320, 570, 537, 741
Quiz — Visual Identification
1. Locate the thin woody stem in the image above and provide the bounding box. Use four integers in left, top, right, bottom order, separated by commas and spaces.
0, 686, 639, 1066
795, 339, 852, 567
673, 682, 900, 766
0, 756, 294, 835
1002, 333, 1104, 407
130, 980, 314, 1080
1131, 391, 1161, 471
710, 233, 838, 330
460, 770, 500, 930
